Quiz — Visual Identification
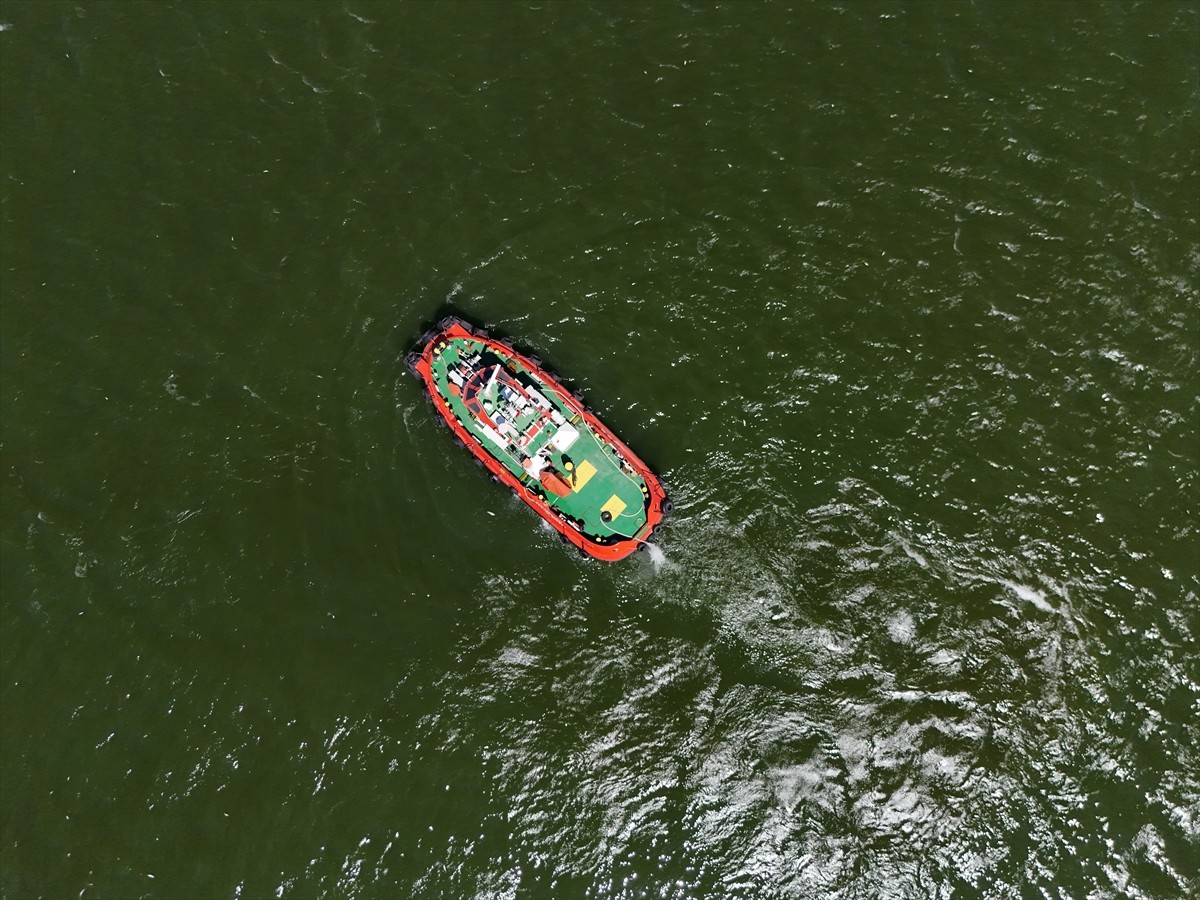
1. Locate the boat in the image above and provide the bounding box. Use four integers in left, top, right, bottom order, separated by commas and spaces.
405, 316, 671, 560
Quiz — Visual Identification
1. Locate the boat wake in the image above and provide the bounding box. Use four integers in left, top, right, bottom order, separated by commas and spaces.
644, 542, 669, 571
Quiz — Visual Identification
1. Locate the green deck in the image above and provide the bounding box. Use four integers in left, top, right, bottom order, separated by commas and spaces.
429, 336, 649, 541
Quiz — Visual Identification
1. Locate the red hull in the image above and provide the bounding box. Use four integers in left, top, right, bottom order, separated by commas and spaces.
407, 318, 670, 561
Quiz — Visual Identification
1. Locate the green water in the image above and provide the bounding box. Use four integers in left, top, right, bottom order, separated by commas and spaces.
1, 1, 1197, 897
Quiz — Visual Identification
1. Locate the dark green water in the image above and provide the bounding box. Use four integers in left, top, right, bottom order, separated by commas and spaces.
2, 1, 1197, 897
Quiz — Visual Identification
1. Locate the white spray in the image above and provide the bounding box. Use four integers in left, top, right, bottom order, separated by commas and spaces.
644, 542, 668, 571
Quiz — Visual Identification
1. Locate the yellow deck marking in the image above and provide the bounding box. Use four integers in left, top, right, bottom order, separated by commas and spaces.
601, 494, 627, 518
572, 459, 597, 492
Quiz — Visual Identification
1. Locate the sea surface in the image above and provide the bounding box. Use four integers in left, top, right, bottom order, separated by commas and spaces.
1, 2, 1197, 898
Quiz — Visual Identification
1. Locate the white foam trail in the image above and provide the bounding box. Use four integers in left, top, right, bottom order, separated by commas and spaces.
645, 542, 668, 571
998, 579, 1054, 613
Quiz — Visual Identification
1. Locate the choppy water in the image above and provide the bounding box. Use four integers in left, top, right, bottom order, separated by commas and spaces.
2, 2, 1197, 898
